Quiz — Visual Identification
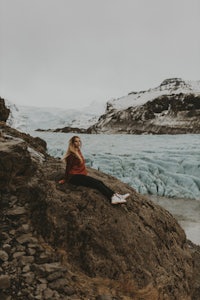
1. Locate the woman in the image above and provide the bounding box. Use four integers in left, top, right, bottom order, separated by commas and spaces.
59, 136, 130, 205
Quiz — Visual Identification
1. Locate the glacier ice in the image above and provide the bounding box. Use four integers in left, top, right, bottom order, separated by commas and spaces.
31, 132, 200, 200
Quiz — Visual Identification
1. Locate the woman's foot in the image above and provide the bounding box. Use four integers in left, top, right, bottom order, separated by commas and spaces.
116, 193, 130, 200
111, 194, 127, 205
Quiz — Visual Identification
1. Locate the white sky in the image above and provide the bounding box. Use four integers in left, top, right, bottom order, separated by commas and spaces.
0, 0, 200, 109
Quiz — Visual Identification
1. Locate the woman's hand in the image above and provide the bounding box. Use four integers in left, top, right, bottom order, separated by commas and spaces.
58, 179, 65, 184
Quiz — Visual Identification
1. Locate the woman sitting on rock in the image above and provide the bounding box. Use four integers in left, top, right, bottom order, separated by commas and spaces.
59, 136, 130, 205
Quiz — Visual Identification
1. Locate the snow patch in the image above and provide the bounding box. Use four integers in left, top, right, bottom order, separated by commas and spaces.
108, 79, 200, 111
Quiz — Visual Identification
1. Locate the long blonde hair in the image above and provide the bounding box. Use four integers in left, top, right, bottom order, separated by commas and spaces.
62, 136, 83, 163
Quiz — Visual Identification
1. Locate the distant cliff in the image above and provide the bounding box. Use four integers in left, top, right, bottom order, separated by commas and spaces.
0, 98, 200, 299
87, 78, 200, 134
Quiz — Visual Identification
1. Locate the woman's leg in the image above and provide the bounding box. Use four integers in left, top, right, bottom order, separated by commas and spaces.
69, 174, 114, 199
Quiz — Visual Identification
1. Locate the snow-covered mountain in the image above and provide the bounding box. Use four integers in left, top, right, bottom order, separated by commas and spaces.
88, 78, 200, 134
5, 77, 200, 134
107, 78, 200, 111
5, 100, 106, 133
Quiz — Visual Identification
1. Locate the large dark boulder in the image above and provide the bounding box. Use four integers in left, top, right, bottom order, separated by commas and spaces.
0, 125, 200, 299
0, 122, 47, 155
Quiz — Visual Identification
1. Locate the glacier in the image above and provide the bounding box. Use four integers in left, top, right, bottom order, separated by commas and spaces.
5, 100, 106, 132
31, 132, 200, 201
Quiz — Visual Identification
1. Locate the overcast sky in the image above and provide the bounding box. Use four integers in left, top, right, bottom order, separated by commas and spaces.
0, 0, 200, 109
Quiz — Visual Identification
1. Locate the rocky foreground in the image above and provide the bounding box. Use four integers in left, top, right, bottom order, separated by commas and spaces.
0, 99, 200, 299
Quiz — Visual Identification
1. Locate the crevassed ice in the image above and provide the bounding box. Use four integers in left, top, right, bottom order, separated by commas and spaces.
31, 132, 200, 201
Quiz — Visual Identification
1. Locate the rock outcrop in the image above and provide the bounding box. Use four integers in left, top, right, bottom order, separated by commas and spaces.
0, 123, 200, 299
0, 97, 10, 122
36, 126, 87, 134
87, 79, 200, 134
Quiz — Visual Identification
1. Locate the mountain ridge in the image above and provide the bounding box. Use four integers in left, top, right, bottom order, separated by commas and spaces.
3, 77, 200, 134
88, 78, 200, 134
106, 78, 200, 111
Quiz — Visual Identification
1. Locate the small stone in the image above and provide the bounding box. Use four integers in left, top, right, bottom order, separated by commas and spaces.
22, 272, 35, 284
15, 245, 25, 252
2, 244, 11, 254
27, 247, 36, 255
0, 251, 9, 262
52, 291, 60, 299
37, 253, 50, 264
22, 265, 30, 273
16, 233, 38, 244
1, 261, 9, 269
36, 283, 47, 294
43, 288, 54, 299
20, 256, 34, 265
62, 286, 75, 296
47, 271, 64, 282
27, 243, 37, 248
38, 278, 47, 284
1, 232, 10, 241
7, 206, 26, 216
0, 275, 10, 289
13, 251, 26, 259
9, 230, 16, 236
21, 224, 30, 232
34, 295, 42, 300
48, 278, 68, 291
33, 262, 66, 275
